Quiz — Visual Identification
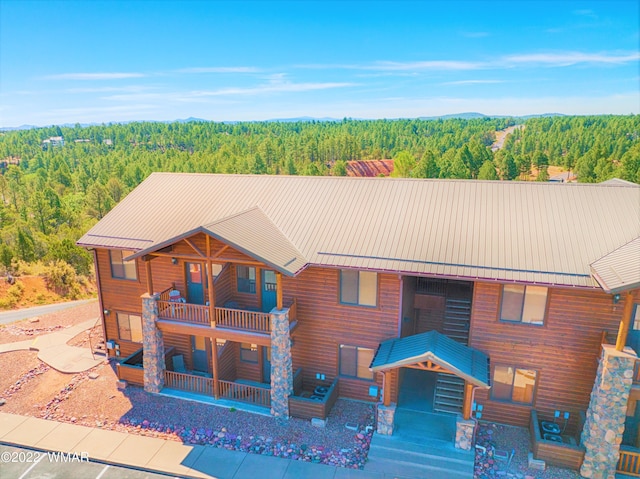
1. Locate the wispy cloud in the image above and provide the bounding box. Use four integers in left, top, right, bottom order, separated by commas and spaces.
442, 80, 505, 85
573, 9, 598, 19
175, 66, 260, 73
298, 60, 484, 71
66, 85, 157, 93
505, 52, 640, 66
45, 72, 145, 80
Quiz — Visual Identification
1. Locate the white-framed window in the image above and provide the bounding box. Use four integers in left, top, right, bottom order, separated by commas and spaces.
340, 270, 377, 307
339, 345, 374, 380
110, 250, 137, 280
491, 365, 537, 405
116, 312, 143, 342
500, 284, 548, 325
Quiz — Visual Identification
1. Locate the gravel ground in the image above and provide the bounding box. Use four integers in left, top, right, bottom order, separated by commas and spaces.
0, 301, 100, 344
475, 422, 580, 479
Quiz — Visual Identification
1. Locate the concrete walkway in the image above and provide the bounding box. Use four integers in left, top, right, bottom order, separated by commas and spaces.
0, 413, 387, 478
0, 319, 104, 373
0, 299, 97, 325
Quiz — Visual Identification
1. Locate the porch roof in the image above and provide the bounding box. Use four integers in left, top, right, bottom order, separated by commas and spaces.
370, 330, 490, 388
590, 236, 640, 294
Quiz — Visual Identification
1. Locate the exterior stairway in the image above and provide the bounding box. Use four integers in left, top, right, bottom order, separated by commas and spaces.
365, 409, 474, 479
433, 373, 465, 415
442, 297, 471, 344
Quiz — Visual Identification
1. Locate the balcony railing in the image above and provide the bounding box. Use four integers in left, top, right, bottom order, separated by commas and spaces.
215, 308, 270, 332
158, 300, 210, 325
165, 370, 214, 395
219, 380, 270, 407
618, 447, 640, 477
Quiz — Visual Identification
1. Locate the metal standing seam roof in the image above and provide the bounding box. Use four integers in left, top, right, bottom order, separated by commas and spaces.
369, 330, 490, 388
77, 173, 640, 289
590, 236, 640, 294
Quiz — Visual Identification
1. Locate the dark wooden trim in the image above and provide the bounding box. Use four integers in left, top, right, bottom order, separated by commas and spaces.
144, 258, 153, 295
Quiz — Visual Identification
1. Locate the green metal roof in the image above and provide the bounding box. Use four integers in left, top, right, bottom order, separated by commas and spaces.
370, 330, 491, 388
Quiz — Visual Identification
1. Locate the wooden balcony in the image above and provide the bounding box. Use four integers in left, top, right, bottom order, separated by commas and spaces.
163, 371, 270, 408
156, 296, 297, 341
618, 447, 640, 477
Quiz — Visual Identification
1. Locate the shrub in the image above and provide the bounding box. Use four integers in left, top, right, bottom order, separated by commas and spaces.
43, 260, 80, 297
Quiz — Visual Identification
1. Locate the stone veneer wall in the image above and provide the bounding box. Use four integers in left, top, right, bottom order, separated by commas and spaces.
142, 293, 165, 394
376, 403, 396, 435
455, 416, 475, 451
270, 308, 293, 418
580, 344, 636, 479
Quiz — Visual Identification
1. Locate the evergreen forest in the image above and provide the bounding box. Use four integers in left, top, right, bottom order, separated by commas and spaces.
0, 114, 638, 282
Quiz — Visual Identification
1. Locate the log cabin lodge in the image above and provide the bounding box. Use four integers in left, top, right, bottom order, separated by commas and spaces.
78, 173, 640, 475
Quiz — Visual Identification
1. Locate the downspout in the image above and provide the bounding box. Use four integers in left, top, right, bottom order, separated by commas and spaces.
397, 275, 404, 338
91, 249, 108, 356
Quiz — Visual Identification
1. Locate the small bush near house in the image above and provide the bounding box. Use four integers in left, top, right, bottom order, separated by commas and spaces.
43, 260, 82, 298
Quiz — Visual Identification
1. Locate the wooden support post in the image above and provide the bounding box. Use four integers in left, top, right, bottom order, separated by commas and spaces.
382, 371, 391, 407
206, 236, 215, 323
462, 381, 474, 420
211, 338, 219, 399
276, 272, 283, 310
144, 259, 154, 295
616, 293, 635, 352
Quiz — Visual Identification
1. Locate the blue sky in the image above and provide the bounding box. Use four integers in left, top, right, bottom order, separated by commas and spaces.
1, 1, 638, 127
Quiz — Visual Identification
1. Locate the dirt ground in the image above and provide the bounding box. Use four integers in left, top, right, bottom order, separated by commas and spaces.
0, 301, 100, 345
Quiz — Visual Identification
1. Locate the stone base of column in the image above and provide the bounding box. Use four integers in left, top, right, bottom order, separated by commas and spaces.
377, 403, 396, 435
142, 293, 164, 394
270, 308, 292, 419
455, 415, 475, 451
580, 344, 636, 479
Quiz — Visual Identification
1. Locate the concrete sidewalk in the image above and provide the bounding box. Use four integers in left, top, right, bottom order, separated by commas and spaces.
0, 413, 386, 479
0, 319, 104, 373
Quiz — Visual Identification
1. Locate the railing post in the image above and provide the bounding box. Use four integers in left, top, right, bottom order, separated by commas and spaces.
211, 338, 219, 399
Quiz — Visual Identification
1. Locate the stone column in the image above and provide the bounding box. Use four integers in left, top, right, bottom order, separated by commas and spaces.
376, 402, 396, 435
580, 344, 636, 479
455, 415, 475, 450
270, 307, 292, 418
142, 293, 165, 394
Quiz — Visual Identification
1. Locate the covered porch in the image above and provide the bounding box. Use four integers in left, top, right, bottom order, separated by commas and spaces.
370, 330, 491, 451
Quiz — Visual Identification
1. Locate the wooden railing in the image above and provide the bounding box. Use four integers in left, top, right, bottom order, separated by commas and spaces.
215, 308, 270, 332
165, 371, 214, 396
618, 447, 640, 477
219, 380, 270, 407
158, 300, 210, 325
158, 285, 174, 302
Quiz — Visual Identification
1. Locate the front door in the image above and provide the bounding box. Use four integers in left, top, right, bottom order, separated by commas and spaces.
186, 262, 205, 305
261, 270, 277, 312
263, 346, 271, 384
192, 336, 208, 373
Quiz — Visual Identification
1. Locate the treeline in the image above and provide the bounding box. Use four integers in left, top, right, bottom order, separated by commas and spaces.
0, 115, 638, 277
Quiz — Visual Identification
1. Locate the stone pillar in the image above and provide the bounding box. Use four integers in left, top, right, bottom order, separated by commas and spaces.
142, 293, 165, 394
270, 308, 292, 418
580, 344, 636, 479
376, 402, 396, 435
455, 415, 476, 451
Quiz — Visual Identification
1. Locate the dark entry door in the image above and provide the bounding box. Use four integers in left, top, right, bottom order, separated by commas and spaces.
192, 336, 208, 373
261, 270, 277, 312
186, 262, 205, 304
263, 346, 271, 384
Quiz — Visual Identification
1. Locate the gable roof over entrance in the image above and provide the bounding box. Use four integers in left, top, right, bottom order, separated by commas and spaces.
77, 173, 640, 288
370, 330, 490, 388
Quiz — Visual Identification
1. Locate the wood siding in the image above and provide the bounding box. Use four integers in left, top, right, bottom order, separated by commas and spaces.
470, 282, 625, 428
283, 267, 400, 402
414, 294, 446, 335
218, 342, 237, 381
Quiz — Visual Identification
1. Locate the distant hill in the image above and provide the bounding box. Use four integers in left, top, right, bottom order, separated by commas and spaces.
347, 160, 394, 177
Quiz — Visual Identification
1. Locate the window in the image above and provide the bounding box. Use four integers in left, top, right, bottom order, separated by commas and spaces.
240, 343, 258, 363
500, 285, 548, 325
116, 313, 143, 342
339, 345, 374, 380
237, 266, 256, 293
632, 304, 640, 331
110, 250, 137, 280
491, 365, 537, 405
340, 270, 377, 307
